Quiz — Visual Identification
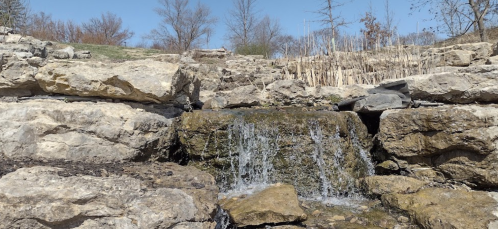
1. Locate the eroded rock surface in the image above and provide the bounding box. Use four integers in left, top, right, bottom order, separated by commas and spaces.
0, 163, 218, 229
382, 188, 498, 229
377, 105, 498, 188
0, 100, 180, 162
36, 59, 200, 104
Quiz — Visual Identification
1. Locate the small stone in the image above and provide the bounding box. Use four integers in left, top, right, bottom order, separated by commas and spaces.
397, 216, 409, 223
358, 206, 369, 211
311, 210, 321, 217
329, 215, 345, 222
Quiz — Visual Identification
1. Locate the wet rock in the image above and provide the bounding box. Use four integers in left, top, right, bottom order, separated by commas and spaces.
0, 100, 179, 162
0, 164, 218, 229
179, 109, 373, 196
382, 188, 498, 229
359, 175, 428, 197
220, 184, 306, 227
35, 59, 201, 105
377, 105, 498, 189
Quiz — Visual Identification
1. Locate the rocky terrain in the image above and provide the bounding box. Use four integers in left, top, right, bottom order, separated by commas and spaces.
1, 28, 498, 229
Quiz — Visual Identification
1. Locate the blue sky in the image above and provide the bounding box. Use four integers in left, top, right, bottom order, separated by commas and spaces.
29, 0, 436, 48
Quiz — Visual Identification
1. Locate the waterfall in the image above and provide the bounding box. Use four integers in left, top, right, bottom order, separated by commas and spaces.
225, 118, 280, 193
220, 116, 375, 203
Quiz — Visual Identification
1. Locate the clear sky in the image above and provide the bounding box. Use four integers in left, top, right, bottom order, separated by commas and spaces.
29, 0, 436, 48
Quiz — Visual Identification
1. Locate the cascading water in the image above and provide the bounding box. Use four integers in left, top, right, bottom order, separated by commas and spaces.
222, 118, 280, 194
220, 116, 375, 202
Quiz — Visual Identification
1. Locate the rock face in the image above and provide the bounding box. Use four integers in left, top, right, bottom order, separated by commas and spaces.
0, 163, 218, 229
0, 100, 180, 162
35, 59, 201, 104
220, 184, 306, 227
377, 105, 498, 189
179, 109, 374, 197
382, 188, 498, 229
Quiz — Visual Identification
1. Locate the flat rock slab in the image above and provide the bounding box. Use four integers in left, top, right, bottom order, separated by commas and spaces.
381, 65, 498, 104
220, 184, 307, 227
0, 100, 177, 162
0, 163, 218, 229
35, 59, 200, 104
378, 105, 498, 189
382, 188, 498, 229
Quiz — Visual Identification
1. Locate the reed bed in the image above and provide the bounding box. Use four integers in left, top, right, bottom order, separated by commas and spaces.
278, 35, 437, 87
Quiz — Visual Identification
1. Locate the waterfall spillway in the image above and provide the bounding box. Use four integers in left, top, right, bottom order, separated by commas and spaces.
220, 116, 374, 201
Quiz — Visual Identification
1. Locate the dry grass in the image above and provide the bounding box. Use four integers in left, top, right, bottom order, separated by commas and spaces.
279, 38, 436, 87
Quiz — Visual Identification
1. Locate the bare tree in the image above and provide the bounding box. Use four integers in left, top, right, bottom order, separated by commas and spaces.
253, 15, 282, 57
315, 0, 349, 37
411, 0, 496, 41
0, 0, 29, 33
225, 0, 258, 48
383, 0, 397, 46
149, 0, 217, 53
81, 12, 134, 45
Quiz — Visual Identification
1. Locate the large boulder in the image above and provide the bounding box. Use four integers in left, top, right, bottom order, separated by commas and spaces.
377, 105, 498, 189
382, 188, 498, 229
0, 163, 218, 229
0, 100, 180, 162
381, 65, 498, 104
220, 184, 306, 227
35, 59, 201, 105
204, 85, 262, 109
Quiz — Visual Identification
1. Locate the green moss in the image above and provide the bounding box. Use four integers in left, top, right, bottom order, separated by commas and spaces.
327, 95, 343, 104
67, 43, 164, 61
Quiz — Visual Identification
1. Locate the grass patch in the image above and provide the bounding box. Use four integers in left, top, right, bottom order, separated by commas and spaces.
67, 43, 165, 61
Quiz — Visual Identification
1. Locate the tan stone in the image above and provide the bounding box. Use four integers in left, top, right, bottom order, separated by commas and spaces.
220, 184, 307, 227
382, 188, 498, 229
360, 175, 428, 196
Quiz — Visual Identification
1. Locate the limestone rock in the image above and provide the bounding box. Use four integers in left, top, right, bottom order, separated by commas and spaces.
35, 59, 200, 104
0, 26, 13, 35
0, 53, 40, 94
73, 50, 92, 59
359, 175, 428, 196
382, 67, 498, 104
205, 85, 262, 109
424, 42, 493, 67
220, 184, 307, 227
353, 94, 404, 113
52, 46, 74, 59
0, 164, 218, 229
0, 100, 179, 162
382, 188, 498, 229
265, 79, 308, 105
377, 105, 498, 188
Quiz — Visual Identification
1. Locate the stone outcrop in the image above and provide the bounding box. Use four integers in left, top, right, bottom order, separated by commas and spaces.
0, 100, 180, 162
377, 105, 498, 188
220, 184, 306, 227
0, 163, 218, 229
35, 59, 201, 104
179, 109, 373, 196
423, 42, 493, 67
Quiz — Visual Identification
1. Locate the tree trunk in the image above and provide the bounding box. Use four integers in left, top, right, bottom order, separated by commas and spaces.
469, 0, 489, 42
